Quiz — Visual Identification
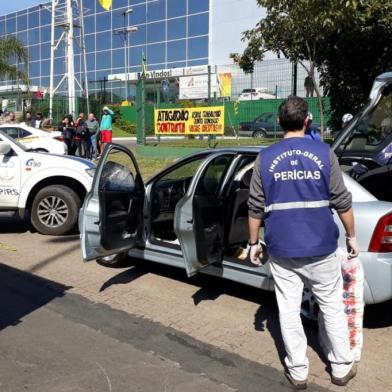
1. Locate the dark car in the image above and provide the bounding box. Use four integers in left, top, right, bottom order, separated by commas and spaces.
238, 112, 280, 138
239, 112, 321, 138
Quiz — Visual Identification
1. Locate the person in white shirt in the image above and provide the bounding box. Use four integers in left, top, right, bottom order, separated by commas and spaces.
1, 97, 9, 116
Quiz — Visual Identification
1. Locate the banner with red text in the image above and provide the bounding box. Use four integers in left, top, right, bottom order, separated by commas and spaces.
154, 106, 225, 135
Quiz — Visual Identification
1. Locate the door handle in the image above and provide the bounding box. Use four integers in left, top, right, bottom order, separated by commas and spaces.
186, 219, 193, 224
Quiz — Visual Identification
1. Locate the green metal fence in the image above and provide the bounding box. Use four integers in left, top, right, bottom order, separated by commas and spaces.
119, 97, 330, 137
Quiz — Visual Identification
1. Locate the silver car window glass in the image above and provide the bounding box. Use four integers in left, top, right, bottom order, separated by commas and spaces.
99, 151, 136, 193
342, 90, 392, 154
195, 155, 234, 196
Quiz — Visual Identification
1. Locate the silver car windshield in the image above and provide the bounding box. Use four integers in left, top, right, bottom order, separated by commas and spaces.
336, 90, 392, 157
0, 130, 28, 152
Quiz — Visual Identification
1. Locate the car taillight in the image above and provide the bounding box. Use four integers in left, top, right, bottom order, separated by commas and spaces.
54, 136, 64, 142
368, 213, 392, 252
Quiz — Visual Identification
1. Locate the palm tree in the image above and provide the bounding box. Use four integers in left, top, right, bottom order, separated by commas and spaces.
0, 35, 29, 85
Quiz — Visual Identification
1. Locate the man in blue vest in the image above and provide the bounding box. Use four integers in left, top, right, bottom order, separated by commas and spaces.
247, 96, 359, 389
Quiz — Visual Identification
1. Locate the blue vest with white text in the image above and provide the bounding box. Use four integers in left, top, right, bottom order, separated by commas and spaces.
259, 137, 339, 258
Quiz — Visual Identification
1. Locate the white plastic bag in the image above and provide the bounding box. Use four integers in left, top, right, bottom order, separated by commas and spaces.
318, 249, 364, 362
339, 249, 364, 362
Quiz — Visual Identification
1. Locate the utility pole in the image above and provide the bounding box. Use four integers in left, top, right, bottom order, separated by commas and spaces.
292, 61, 298, 96
113, 9, 138, 102
44, 0, 89, 120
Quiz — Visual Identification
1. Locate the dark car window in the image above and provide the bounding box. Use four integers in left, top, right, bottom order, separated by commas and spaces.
257, 113, 275, 123
19, 129, 32, 138
1, 127, 18, 139
99, 150, 139, 192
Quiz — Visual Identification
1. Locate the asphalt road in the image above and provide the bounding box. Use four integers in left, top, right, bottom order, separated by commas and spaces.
0, 262, 331, 392
1, 217, 391, 391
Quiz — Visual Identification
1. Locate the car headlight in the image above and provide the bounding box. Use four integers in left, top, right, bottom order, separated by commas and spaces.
86, 168, 96, 177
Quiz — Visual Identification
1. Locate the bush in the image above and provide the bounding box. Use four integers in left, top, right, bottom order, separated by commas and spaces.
115, 118, 136, 134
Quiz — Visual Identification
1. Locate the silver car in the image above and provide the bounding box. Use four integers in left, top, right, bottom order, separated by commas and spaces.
80, 142, 392, 320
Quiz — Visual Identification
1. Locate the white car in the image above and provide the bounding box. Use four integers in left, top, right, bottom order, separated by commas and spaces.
0, 130, 94, 235
0, 123, 67, 155
238, 88, 276, 101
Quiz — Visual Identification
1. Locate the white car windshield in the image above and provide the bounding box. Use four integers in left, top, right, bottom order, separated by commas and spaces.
0, 130, 28, 152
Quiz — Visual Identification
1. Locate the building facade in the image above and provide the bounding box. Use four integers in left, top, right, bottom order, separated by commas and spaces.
0, 1, 319, 104
0, 0, 214, 97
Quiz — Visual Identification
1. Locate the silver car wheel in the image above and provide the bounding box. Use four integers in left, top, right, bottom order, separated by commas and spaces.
37, 196, 69, 228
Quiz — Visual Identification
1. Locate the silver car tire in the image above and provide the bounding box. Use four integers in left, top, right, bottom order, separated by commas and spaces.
30, 185, 80, 235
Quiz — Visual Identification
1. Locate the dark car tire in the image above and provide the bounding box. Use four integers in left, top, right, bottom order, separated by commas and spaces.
30, 185, 81, 235
301, 287, 319, 328
252, 130, 267, 139
97, 253, 134, 268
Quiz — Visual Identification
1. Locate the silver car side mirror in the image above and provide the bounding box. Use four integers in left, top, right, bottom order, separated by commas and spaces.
0, 141, 11, 155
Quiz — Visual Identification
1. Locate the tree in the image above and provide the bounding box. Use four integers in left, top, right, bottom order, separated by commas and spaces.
319, 1, 392, 129
232, 0, 357, 137
0, 35, 29, 85
234, 1, 392, 132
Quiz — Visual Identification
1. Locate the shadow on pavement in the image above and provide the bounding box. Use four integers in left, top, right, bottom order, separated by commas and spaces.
99, 266, 148, 292
0, 216, 30, 234
0, 263, 71, 331
46, 234, 80, 244
364, 299, 392, 328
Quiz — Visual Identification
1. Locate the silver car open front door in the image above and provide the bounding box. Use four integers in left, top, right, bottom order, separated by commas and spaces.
174, 152, 236, 276
81, 144, 144, 261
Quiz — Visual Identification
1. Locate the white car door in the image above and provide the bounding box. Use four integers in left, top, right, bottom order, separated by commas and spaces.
0, 135, 21, 207
80, 144, 145, 261
174, 152, 237, 276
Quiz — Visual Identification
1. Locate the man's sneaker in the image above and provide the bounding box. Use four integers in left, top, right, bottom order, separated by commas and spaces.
331, 363, 357, 386
285, 372, 307, 390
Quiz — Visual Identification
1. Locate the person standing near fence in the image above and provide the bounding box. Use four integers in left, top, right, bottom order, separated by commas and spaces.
248, 96, 358, 389
58, 116, 75, 156
100, 106, 114, 153
1, 97, 8, 116
304, 76, 315, 97
86, 113, 100, 160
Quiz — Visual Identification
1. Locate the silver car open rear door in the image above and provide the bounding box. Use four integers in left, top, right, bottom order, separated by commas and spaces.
174, 152, 236, 276
80, 143, 144, 261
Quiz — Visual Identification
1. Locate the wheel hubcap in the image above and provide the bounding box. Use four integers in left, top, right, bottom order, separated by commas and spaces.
37, 196, 69, 228
301, 287, 319, 321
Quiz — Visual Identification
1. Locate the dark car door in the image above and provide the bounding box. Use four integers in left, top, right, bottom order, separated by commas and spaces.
81, 144, 144, 261
174, 152, 236, 276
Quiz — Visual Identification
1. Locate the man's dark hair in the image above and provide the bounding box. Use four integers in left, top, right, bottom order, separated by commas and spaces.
278, 96, 308, 131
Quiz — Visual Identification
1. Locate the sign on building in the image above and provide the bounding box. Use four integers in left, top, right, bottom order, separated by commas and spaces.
154, 106, 225, 135
179, 75, 218, 100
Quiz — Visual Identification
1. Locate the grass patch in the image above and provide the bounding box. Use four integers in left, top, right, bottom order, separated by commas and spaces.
126, 138, 274, 180
106, 136, 275, 181
145, 138, 275, 149
112, 124, 135, 138
134, 155, 177, 180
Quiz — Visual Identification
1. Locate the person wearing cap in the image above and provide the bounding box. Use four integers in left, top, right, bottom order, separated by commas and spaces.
304, 112, 321, 141
248, 96, 358, 389
100, 106, 114, 153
